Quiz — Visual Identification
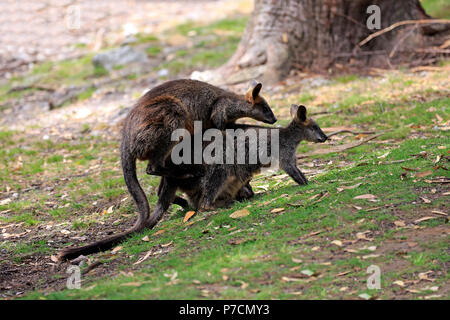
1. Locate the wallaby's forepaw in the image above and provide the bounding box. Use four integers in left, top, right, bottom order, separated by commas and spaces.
299, 179, 308, 185
236, 184, 254, 200
200, 203, 216, 211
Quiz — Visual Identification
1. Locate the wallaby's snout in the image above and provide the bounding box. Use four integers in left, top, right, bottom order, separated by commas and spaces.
312, 125, 327, 143
317, 133, 328, 143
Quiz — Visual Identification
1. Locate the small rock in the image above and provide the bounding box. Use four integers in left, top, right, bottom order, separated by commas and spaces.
157, 69, 169, 77
92, 46, 149, 71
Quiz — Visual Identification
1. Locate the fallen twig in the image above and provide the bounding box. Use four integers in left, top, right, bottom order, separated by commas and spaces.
82, 261, 103, 275
309, 111, 336, 116
359, 19, 450, 47
327, 130, 375, 138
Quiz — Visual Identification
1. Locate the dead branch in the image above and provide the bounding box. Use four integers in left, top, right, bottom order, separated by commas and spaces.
327, 130, 376, 138
309, 111, 335, 116
389, 25, 418, 58
359, 19, 450, 47
297, 133, 382, 159
82, 261, 103, 275
378, 157, 416, 165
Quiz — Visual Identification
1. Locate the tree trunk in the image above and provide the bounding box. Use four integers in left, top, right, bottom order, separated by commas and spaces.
195, 0, 449, 84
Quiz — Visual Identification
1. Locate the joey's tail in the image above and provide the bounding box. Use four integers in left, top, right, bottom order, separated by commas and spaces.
58, 142, 150, 261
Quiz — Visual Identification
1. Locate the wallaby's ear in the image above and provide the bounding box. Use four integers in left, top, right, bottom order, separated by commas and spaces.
297, 105, 307, 122
246, 80, 262, 102
290, 104, 299, 118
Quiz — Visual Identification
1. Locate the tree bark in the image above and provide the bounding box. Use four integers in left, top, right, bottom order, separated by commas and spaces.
194, 0, 449, 84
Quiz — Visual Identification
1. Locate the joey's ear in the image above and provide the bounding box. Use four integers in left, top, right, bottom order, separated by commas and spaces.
297, 105, 307, 122
246, 80, 262, 102
290, 104, 299, 118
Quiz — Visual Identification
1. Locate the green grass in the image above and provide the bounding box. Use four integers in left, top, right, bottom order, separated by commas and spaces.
159, 17, 247, 75
0, 240, 51, 263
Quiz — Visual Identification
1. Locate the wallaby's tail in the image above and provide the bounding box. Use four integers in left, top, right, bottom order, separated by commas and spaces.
58, 142, 150, 261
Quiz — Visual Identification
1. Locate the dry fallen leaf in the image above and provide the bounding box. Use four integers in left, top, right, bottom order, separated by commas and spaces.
282, 276, 303, 282
111, 246, 123, 254
420, 197, 431, 204
161, 241, 173, 248
431, 210, 447, 217
107, 205, 114, 214
141, 235, 149, 242
154, 229, 165, 236
120, 282, 141, 287
362, 254, 380, 259
424, 294, 442, 299
239, 280, 249, 289
418, 271, 434, 282
393, 280, 405, 287
301, 269, 315, 277
337, 183, 362, 193
292, 258, 303, 264
358, 293, 372, 300
331, 240, 343, 247
414, 216, 436, 224
133, 250, 152, 265
271, 208, 285, 213
183, 210, 196, 223
308, 193, 321, 201
0, 198, 11, 205
230, 209, 250, 219
394, 220, 406, 227
416, 170, 433, 178
356, 231, 372, 241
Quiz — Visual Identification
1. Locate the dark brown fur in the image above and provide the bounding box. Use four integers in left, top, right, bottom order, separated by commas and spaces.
58, 79, 276, 261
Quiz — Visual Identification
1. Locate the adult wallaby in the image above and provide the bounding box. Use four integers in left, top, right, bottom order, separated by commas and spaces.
58, 79, 276, 261
149, 104, 328, 225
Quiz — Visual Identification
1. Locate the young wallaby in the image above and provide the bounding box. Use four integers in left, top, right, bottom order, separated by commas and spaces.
58, 79, 276, 261
149, 104, 328, 225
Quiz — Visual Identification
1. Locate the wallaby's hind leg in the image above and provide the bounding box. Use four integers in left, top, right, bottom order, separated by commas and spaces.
173, 196, 189, 208
157, 177, 190, 208
146, 162, 205, 179
146, 177, 177, 228
282, 163, 308, 185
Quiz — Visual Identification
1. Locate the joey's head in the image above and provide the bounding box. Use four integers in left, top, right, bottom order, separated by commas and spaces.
290, 104, 328, 143
245, 80, 277, 124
